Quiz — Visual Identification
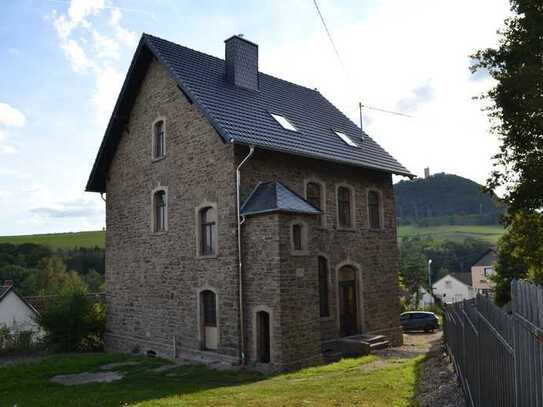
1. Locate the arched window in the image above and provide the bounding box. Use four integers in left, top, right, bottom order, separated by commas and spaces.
292, 223, 304, 251
256, 311, 270, 363
201, 290, 217, 350
337, 186, 352, 228
199, 207, 217, 255
368, 191, 381, 229
306, 182, 323, 224
318, 256, 329, 317
153, 119, 165, 159
153, 190, 167, 232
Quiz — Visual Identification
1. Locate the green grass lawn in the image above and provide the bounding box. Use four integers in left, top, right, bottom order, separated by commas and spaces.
0, 353, 424, 406
0, 230, 105, 249
398, 224, 504, 244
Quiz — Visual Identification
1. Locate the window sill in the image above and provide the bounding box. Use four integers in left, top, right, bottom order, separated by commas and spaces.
151, 231, 168, 236
319, 316, 334, 322
197, 254, 219, 259
152, 155, 167, 163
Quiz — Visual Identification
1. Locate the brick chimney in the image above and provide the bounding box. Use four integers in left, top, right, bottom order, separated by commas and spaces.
225, 35, 259, 91
3, 280, 13, 287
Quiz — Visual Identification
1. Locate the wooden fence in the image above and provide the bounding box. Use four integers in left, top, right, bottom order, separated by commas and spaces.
444, 280, 543, 407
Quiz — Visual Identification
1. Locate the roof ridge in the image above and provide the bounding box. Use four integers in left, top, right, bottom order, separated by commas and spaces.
143, 33, 322, 95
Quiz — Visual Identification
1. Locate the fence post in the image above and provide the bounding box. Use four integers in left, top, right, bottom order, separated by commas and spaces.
511, 280, 519, 407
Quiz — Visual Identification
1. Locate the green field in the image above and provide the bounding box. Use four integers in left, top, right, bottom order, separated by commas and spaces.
0, 224, 505, 250
398, 224, 505, 244
0, 230, 105, 249
0, 352, 423, 406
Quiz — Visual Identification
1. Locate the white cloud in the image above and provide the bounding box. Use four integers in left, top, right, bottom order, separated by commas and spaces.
62, 39, 93, 72
0, 103, 26, 127
92, 30, 120, 60
92, 66, 124, 122
49, 0, 136, 125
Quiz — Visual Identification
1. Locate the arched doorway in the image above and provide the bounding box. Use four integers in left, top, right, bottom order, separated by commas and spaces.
201, 290, 217, 350
256, 311, 270, 363
338, 266, 358, 337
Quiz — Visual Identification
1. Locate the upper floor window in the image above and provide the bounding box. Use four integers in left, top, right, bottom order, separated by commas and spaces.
153, 119, 166, 159
483, 267, 494, 277
337, 186, 352, 228
292, 224, 304, 251
153, 190, 167, 232
200, 207, 217, 256
318, 256, 330, 317
368, 190, 381, 229
306, 182, 324, 224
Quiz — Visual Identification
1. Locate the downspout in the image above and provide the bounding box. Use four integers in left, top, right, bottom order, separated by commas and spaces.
235, 143, 255, 366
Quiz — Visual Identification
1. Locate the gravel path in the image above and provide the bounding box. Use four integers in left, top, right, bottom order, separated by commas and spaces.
374, 331, 466, 407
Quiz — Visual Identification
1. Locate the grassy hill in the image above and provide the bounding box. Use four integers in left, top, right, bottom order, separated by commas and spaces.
0, 230, 105, 249
397, 224, 504, 244
395, 173, 505, 226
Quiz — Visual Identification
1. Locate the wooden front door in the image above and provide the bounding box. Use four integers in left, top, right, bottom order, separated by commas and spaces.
339, 280, 357, 337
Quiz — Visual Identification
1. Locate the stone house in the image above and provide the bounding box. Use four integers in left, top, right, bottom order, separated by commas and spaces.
86, 33, 412, 371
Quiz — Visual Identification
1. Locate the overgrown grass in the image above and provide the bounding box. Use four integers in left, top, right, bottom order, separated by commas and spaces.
0, 353, 424, 406
398, 224, 504, 243
0, 231, 105, 249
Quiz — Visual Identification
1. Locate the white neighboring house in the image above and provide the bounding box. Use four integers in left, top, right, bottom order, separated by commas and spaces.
432, 273, 476, 304
0, 282, 40, 335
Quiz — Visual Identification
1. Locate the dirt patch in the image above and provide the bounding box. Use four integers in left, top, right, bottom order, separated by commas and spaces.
51, 371, 124, 385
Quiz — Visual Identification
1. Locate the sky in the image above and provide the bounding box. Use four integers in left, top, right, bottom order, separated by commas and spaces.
0, 0, 511, 236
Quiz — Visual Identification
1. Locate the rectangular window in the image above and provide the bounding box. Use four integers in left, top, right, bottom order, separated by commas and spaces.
271, 113, 297, 131
334, 130, 358, 147
292, 224, 303, 251
154, 190, 166, 232
200, 207, 217, 256
306, 182, 323, 224
318, 257, 329, 317
483, 267, 494, 277
153, 120, 165, 159
368, 191, 381, 229
202, 291, 216, 326
338, 187, 352, 228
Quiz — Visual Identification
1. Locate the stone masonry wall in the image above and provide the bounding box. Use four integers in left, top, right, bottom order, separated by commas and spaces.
105, 60, 240, 361
237, 146, 403, 346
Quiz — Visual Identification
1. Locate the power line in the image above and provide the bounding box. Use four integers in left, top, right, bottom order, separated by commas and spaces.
312, 0, 347, 72
311, 0, 413, 121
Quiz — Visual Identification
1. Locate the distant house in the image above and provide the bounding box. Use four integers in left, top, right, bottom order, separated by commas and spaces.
0, 281, 40, 334
471, 248, 497, 295
432, 273, 475, 304
415, 287, 435, 309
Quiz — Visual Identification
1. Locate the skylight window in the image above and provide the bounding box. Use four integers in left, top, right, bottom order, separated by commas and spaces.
271, 114, 297, 131
335, 131, 359, 147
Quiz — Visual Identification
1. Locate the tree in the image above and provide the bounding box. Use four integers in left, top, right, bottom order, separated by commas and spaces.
471, 1, 543, 300
493, 211, 543, 305
399, 238, 428, 309
471, 1, 543, 214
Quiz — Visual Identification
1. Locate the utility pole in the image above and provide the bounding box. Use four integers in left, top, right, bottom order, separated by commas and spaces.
428, 259, 433, 296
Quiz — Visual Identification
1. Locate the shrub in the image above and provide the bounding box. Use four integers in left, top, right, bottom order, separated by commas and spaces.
35, 288, 106, 352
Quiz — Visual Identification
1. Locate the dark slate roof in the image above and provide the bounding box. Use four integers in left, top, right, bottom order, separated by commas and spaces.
450, 273, 473, 287
86, 34, 412, 192
472, 248, 497, 267
240, 181, 320, 216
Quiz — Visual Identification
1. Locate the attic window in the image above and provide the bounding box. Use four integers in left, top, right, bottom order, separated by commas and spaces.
335, 131, 358, 147
271, 114, 297, 131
